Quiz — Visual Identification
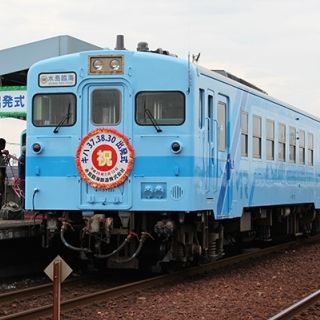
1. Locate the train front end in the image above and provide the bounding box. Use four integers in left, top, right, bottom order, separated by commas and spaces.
25, 39, 212, 269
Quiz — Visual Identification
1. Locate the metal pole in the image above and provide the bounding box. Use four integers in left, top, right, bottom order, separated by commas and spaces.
53, 260, 61, 320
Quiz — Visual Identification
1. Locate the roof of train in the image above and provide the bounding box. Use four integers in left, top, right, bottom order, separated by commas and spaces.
197, 64, 320, 124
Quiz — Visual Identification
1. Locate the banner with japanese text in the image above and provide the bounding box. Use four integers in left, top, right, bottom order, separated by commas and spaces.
0, 86, 27, 118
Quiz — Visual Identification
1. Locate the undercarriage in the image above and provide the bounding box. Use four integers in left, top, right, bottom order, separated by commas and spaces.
43, 205, 320, 271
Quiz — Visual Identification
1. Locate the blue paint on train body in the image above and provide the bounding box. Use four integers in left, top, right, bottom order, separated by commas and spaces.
25, 47, 320, 219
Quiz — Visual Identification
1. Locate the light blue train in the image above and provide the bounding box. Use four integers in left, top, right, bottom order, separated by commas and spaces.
25, 36, 320, 269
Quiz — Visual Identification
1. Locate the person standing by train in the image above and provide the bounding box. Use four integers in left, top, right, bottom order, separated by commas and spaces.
0, 138, 9, 207
18, 146, 26, 205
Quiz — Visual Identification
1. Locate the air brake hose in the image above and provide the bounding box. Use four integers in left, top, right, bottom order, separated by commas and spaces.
60, 221, 91, 252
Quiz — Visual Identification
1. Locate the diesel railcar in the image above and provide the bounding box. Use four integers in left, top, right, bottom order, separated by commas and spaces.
25, 36, 320, 270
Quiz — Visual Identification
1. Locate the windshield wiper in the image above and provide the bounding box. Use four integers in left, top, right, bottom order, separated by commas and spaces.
144, 107, 162, 133
53, 104, 71, 133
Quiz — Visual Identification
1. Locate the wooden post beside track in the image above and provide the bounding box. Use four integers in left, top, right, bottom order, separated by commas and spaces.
44, 255, 73, 320
53, 260, 61, 320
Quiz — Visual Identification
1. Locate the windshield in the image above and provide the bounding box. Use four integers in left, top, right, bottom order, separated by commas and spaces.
32, 93, 76, 127
136, 91, 185, 126
91, 89, 121, 125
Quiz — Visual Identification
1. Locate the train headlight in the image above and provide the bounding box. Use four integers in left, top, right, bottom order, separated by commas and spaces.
89, 56, 124, 74
92, 59, 103, 71
110, 59, 121, 71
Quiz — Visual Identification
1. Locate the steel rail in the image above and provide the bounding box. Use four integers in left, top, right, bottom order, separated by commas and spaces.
0, 275, 93, 304
0, 283, 51, 304
269, 290, 320, 320
1, 235, 319, 320
269, 289, 320, 320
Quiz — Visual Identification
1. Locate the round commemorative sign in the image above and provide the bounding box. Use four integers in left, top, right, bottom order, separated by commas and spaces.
75, 128, 135, 189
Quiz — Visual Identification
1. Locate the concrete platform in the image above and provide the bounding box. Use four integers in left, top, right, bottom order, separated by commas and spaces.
0, 219, 41, 240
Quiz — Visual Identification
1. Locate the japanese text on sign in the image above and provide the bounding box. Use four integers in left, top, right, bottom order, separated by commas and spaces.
0, 87, 27, 115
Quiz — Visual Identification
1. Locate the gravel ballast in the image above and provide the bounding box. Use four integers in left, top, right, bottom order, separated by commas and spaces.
60, 241, 320, 320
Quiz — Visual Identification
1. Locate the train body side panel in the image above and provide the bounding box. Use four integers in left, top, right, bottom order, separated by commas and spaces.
194, 71, 320, 220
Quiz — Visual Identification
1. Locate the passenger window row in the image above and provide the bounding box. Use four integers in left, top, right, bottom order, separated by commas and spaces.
241, 112, 314, 166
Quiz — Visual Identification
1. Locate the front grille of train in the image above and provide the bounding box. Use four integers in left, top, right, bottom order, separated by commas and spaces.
170, 185, 184, 200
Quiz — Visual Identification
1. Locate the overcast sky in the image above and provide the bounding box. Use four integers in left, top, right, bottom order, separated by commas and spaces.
1, 0, 320, 116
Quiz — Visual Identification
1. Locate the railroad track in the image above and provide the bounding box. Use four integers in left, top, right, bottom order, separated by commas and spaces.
0, 282, 51, 304
269, 289, 320, 320
0, 235, 319, 320
0, 275, 88, 304
0, 272, 147, 319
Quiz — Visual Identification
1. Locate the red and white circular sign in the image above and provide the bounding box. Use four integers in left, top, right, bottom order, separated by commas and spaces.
75, 128, 134, 189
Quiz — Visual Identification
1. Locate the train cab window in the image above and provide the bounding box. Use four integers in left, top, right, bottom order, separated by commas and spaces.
289, 127, 296, 163
32, 93, 76, 127
217, 101, 226, 152
135, 91, 185, 125
241, 112, 248, 157
299, 130, 305, 164
308, 133, 314, 166
253, 115, 261, 159
91, 89, 121, 125
266, 119, 274, 160
278, 123, 286, 161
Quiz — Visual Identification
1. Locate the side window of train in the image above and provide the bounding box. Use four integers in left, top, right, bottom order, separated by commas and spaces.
241, 112, 248, 157
32, 93, 76, 127
278, 123, 286, 161
253, 115, 261, 159
217, 101, 226, 152
308, 132, 314, 166
199, 89, 205, 129
91, 89, 121, 125
299, 130, 305, 164
266, 119, 274, 160
289, 127, 296, 163
208, 94, 214, 141
136, 91, 185, 125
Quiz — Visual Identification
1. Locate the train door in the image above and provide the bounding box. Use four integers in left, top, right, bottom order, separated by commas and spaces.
216, 95, 232, 216
79, 83, 133, 209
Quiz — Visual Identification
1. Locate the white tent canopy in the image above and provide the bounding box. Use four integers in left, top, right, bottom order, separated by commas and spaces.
0, 117, 26, 160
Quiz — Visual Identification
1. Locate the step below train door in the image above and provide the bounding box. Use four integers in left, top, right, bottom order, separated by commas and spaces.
77, 83, 134, 210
